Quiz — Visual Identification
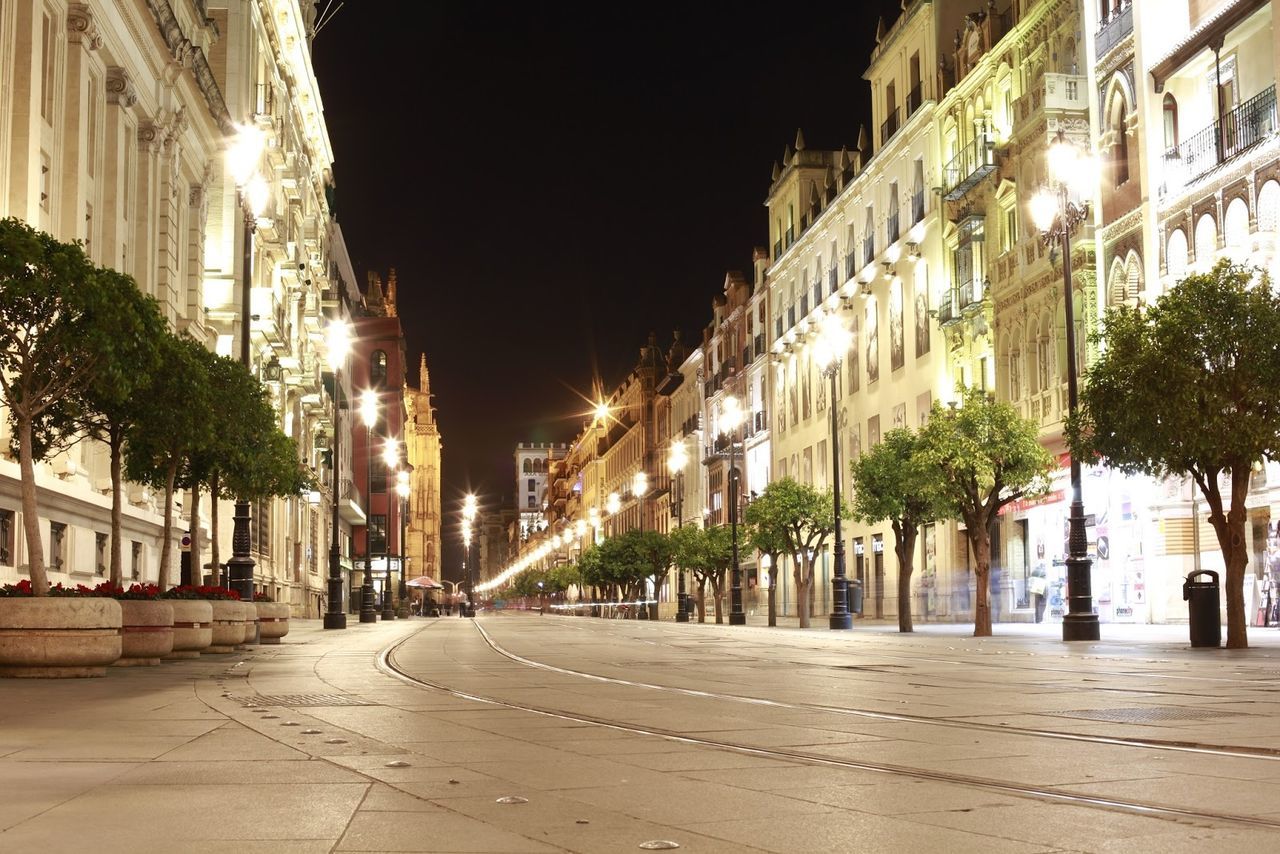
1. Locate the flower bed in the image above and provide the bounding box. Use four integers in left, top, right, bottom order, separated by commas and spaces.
0, 585, 122, 677
94, 585, 174, 667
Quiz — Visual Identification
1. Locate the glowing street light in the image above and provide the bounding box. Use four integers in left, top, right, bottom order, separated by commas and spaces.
668, 439, 690, 622
815, 313, 854, 630
721, 395, 745, 626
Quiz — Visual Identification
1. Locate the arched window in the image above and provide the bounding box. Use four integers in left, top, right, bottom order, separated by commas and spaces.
522, 459, 532, 474
1167, 228, 1189, 280
1224, 198, 1250, 262
1257, 181, 1280, 233
370, 350, 388, 387
1162, 93, 1179, 151
1195, 214, 1218, 269
1110, 94, 1129, 186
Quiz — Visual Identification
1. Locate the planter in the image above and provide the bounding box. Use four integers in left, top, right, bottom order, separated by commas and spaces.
0, 597, 122, 677
113, 600, 174, 666
256, 602, 290, 644
206, 600, 247, 653
164, 599, 213, 659
238, 601, 259, 647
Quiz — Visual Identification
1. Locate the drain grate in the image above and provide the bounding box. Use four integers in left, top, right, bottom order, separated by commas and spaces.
1044, 705, 1249, 723
229, 693, 375, 708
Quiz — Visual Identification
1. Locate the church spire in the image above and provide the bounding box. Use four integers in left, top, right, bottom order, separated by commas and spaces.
366, 271, 385, 314
419, 352, 430, 394
385, 268, 398, 318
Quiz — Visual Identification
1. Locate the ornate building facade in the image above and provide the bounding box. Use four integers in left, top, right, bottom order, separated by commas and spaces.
404, 353, 442, 585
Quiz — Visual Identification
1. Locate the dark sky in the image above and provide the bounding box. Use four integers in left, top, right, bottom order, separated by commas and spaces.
312, 2, 903, 578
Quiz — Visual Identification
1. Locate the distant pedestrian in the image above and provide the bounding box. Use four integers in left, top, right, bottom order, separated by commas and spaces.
1029, 567, 1048, 623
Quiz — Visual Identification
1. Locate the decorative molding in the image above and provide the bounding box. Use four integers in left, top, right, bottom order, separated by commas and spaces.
137, 120, 162, 153
105, 66, 137, 108
142, 0, 232, 133
67, 4, 103, 50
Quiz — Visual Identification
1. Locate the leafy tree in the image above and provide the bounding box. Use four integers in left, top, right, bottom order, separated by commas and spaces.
1069, 261, 1280, 648
632, 529, 675, 619
747, 478, 841, 628
124, 333, 214, 589
0, 219, 144, 593
744, 499, 790, 627
850, 427, 948, 632
669, 524, 710, 622
918, 388, 1052, 637
34, 270, 166, 586
547, 562, 580, 595
695, 525, 734, 623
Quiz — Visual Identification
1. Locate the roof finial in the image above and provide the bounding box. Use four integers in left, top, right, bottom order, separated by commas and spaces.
385, 268, 398, 317
794, 127, 806, 151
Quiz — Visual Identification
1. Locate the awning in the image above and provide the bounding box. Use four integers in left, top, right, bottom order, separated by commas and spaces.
405, 575, 444, 589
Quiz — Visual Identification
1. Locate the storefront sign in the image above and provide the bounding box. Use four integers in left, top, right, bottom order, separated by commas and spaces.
999, 490, 1065, 516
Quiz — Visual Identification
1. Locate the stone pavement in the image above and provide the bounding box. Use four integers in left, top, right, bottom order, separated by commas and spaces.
2, 613, 1280, 853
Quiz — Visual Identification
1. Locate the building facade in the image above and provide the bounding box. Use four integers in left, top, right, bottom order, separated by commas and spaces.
404, 353, 442, 586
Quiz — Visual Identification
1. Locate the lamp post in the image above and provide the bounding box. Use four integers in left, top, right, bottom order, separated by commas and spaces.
722, 395, 746, 626
1030, 129, 1101, 643
462, 494, 478, 617
397, 467, 411, 606
323, 320, 352, 630
632, 470, 649, 618
358, 390, 379, 623
381, 439, 400, 620
667, 439, 690, 622
813, 312, 853, 630
225, 124, 269, 609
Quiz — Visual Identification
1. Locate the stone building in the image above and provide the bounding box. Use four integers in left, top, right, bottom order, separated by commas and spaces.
404, 353, 443, 586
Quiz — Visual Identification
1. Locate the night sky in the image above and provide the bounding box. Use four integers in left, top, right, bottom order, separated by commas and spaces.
311, 2, 904, 578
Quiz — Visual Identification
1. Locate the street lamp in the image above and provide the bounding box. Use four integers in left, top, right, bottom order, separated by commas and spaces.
813, 311, 854, 630
722, 395, 746, 626
358, 389, 378, 624
323, 319, 352, 630
225, 124, 269, 613
1030, 129, 1101, 643
667, 439, 690, 622
396, 468, 411, 608
632, 470, 648, 531
380, 439, 400, 620
462, 493, 478, 617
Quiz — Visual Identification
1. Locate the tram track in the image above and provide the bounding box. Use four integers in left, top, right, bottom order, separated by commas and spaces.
375, 622, 1280, 833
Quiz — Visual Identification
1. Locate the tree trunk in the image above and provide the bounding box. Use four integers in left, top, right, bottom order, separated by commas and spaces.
1211, 467, 1251, 649
969, 524, 992, 637
210, 473, 221, 588
712, 573, 724, 623
894, 521, 918, 633
109, 431, 124, 586
649, 575, 661, 620
767, 563, 778, 627
795, 558, 811, 628
190, 482, 201, 587
158, 461, 178, 589
17, 416, 47, 593
696, 579, 706, 622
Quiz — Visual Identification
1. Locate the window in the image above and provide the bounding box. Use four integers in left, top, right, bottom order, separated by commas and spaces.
369, 515, 387, 554
1110, 94, 1130, 186
527, 478, 536, 493
527, 495, 536, 509
370, 350, 388, 387
96, 532, 108, 575
1162, 93, 1178, 151
523, 458, 532, 473
40, 12, 55, 122
912, 159, 925, 223
1003, 205, 1018, 253
0, 510, 12, 565
887, 182, 900, 244
371, 465, 387, 494
50, 521, 67, 570
130, 541, 142, 579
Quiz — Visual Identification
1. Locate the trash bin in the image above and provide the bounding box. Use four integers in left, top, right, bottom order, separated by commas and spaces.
849, 579, 864, 615
1183, 569, 1221, 648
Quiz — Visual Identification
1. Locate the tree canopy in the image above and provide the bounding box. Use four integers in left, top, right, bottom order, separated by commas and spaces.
744, 478, 841, 627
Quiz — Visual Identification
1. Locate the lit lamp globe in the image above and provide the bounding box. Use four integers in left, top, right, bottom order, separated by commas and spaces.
325, 319, 352, 368
382, 439, 399, 471
813, 313, 852, 371
360, 390, 378, 428
606, 492, 621, 515
632, 470, 648, 497
668, 441, 688, 474
722, 395, 743, 432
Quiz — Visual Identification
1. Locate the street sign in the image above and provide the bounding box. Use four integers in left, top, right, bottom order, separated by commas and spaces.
180, 532, 191, 552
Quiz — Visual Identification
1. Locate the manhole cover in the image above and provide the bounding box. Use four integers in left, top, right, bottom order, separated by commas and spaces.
229, 694, 375, 707
1044, 706, 1249, 723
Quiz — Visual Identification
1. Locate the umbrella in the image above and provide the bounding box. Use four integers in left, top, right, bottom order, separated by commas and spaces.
406, 575, 443, 589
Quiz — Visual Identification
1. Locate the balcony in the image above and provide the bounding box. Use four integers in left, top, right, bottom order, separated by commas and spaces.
905, 82, 924, 118
339, 479, 365, 525
754, 333, 766, 359
828, 266, 838, 295
753, 410, 767, 434
785, 226, 795, 248
1014, 74, 1088, 134
880, 107, 901, 145
862, 233, 875, 266
1161, 86, 1277, 197
773, 239, 782, 258
1095, 2, 1133, 59
912, 189, 925, 224
937, 291, 960, 326
886, 211, 900, 245
958, 277, 985, 312
845, 252, 858, 281
800, 294, 809, 316
943, 133, 997, 200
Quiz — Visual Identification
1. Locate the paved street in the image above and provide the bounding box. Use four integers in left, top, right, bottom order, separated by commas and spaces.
5, 615, 1280, 853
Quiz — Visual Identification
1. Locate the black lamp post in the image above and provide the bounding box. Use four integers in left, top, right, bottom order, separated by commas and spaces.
724, 396, 746, 626
462, 494, 478, 618
668, 440, 690, 622
380, 439, 399, 621
358, 390, 378, 624
814, 314, 853, 630
323, 321, 352, 630
1030, 129, 1100, 643
397, 464, 412, 605
226, 125, 268, 611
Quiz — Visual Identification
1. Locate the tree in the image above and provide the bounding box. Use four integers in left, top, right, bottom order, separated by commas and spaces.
918, 388, 1052, 637
744, 497, 790, 627
0, 219, 142, 593
33, 270, 166, 586
850, 427, 948, 632
669, 524, 708, 622
697, 525, 734, 623
632, 529, 674, 620
1069, 261, 1280, 648
124, 333, 214, 589
747, 479, 840, 628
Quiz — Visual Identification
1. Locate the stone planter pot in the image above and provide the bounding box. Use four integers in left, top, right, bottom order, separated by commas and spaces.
256, 602, 290, 644
164, 599, 213, 659
238, 601, 259, 647
206, 600, 247, 653
0, 597, 122, 678
113, 600, 174, 666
